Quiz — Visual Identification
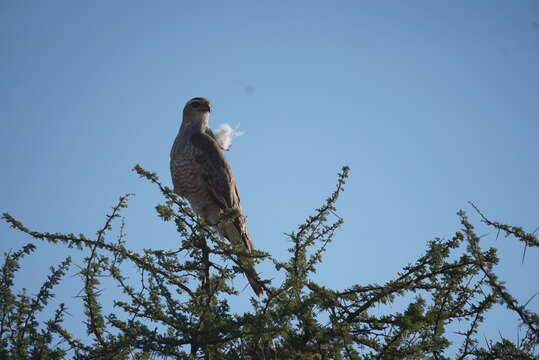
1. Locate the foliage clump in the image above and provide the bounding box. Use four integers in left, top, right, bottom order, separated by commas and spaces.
1, 165, 537, 359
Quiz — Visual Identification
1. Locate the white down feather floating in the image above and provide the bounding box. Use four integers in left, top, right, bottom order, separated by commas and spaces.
214, 123, 245, 151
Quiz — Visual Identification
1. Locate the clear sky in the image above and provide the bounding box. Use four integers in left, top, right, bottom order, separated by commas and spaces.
1, 0, 538, 351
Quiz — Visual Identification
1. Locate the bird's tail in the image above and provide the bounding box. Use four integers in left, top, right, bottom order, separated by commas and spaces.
219, 221, 264, 297
244, 262, 264, 297
245, 266, 264, 297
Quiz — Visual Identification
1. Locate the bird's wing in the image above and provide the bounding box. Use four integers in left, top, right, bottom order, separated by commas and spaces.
204, 127, 217, 140
205, 126, 229, 151
191, 132, 258, 276
190, 132, 240, 210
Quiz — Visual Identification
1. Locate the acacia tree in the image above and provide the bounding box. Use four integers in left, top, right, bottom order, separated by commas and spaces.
1, 165, 538, 359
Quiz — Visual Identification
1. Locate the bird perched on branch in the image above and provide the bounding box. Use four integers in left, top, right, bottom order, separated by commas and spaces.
170, 97, 264, 296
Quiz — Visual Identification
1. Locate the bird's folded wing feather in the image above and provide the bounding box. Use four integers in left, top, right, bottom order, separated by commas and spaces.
190, 132, 240, 210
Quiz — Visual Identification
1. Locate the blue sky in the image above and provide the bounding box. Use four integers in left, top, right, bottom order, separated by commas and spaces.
1, 0, 538, 350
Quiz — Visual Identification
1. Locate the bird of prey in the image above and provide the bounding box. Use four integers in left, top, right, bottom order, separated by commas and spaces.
170, 97, 264, 296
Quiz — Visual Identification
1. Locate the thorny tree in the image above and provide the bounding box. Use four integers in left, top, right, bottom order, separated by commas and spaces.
1, 165, 538, 359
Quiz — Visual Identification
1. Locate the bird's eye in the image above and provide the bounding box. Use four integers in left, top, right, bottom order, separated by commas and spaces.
192, 102, 199, 108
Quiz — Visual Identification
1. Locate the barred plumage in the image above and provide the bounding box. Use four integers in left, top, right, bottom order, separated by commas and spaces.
170, 97, 263, 296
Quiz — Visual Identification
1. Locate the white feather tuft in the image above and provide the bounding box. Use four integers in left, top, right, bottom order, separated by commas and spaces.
214, 123, 245, 150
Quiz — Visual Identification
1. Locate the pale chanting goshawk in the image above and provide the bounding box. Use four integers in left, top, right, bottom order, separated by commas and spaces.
170, 97, 264, 296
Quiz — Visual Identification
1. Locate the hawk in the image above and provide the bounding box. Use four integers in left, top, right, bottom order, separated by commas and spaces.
170, 97, 264, 296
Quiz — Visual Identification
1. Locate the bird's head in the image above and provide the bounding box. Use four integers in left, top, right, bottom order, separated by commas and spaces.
184, 96, 211, 116
181, 97, 212, 129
